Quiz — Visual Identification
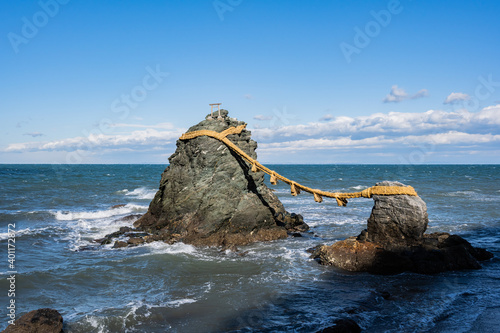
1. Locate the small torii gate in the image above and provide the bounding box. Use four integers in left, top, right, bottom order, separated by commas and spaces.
208, 103, 223, 120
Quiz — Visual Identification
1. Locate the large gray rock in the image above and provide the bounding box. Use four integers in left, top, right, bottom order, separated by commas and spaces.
134, 110, 307, 246
367, 181, 428, 246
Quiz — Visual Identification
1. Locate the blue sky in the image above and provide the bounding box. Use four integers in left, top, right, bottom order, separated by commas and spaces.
1, 0, 499, 164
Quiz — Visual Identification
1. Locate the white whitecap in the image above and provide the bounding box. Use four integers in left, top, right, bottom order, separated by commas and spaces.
124, 187, 157, 200
165, 299, 197, 308
53, 203, 148, 221
0, 226, 64, 240
142, 241, 197, 255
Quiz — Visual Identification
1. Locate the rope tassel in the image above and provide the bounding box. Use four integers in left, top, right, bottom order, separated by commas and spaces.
270, 173, 278, 185
335, 197, 348, 207
290, 182, 300, 196
313, 193, 323, 203
251, 163, 258, 173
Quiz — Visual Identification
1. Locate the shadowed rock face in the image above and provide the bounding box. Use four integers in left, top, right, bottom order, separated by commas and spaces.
134, 110, 307, 246
312, 181, 493, 274
2, 308, 63, 333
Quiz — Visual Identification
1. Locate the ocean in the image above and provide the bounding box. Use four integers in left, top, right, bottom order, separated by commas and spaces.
0, 164, 499, 332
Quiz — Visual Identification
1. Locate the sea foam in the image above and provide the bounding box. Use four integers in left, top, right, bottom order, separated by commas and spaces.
53, 203, 147, 221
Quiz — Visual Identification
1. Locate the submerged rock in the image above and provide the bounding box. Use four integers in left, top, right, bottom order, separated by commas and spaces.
113, 241, 128, 248
316, 318, 362, 333
134, 110, 307, 246
2, 308, 63, 333
312, 181, 493, 274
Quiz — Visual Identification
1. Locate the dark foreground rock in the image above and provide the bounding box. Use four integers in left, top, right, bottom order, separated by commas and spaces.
2, 308, 63, 333
134, 110, 308, 246
312, 181, 493, 274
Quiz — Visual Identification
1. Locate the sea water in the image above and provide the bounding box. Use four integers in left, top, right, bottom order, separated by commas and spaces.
0, 164, 499, 332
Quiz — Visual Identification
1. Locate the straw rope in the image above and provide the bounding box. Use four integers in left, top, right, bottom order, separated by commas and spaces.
179, 125, 418, 206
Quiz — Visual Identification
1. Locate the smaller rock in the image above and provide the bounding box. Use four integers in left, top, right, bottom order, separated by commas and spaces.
317, 318, 362, 333
113, 241, 128, 248
312, 233, 492, 274
99, 238, 112, 245
124, 232, 149, 238
119, 226, 134, 233
367, 181, 428, 246
106, 230, 125, 239
312, 237, 384, 272
2, 308, 63, 333
76, 246, 99, 251
115, 214, 143, 222
312, 181, 493, 274
380, 291, 391, 300
143, 234, 162, 243
127, 237, 145, 246
356, 229, 368, 242
276, 212, 309, 232
111, 204, 126, 209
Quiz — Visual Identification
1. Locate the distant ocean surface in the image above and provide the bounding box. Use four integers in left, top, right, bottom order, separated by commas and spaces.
0, 164, 499, 332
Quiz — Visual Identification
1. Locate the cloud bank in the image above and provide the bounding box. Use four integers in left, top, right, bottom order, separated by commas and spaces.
6, 128, 185, 153
4, 105, 499, 163
251, 105, 500, 154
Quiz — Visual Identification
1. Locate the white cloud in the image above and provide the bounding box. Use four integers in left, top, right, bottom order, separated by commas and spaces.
257, 132, 500, 153
5, 128, 185, 152
383, 85, 428, 103
473, 104, 500, 125
244, 94, 254, 100
252, 106, 500, 141
444, 92, 470, 104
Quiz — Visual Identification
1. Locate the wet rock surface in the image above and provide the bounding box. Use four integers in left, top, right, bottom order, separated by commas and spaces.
133, 110, 308, 246
312, 181, 493, 274
2, 308, 63, 333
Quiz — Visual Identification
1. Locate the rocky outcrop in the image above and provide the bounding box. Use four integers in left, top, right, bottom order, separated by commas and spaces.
312, 181, 493, 274
2, 308, 63, 333
134, 110, 308, 246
